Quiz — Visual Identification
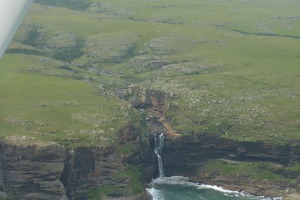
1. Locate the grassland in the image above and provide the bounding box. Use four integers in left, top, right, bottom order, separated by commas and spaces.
202, 160, 300, 184
0, 54, 132, 148
1, 0, 299, 147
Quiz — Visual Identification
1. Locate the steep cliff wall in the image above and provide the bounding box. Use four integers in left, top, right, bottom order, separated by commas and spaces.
60, 124, 155, 200
0, 143, 66, 200
128, 86, 300, 198
163, 134, 300, 174
127, 86, 171, 112
0, 120, 155, 200
161, 134, 300, 197
2, 85, 297, 199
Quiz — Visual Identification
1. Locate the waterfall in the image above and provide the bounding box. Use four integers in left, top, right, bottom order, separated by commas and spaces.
154, 133, 164, 177
156, 154, 164, 178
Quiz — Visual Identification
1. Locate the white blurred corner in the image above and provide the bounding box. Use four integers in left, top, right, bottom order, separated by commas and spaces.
0, 0, 33, 58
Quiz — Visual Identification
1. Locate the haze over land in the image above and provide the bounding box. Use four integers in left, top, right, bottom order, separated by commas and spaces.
2, 0, 299, 144
0, 0, 300, 199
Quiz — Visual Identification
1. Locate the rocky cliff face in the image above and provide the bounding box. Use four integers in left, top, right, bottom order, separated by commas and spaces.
0, 123, 155, 200
128, 85, 300, 165
127, 86, 171, 112
162, 134, 300, 175
0, 143, 66, 200
129, 86, 300, 198
61, 124, 155, 200
160, 134, 300, 197
2, 85, 298, 199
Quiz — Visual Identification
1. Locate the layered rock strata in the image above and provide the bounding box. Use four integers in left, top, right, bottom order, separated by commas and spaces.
162, 134, 300, 197
129, 86, 300, 198
0, 124, 155, 200
0, 143, 66, 200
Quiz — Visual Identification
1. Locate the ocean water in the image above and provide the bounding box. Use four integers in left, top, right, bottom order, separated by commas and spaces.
147, 176, 282, 200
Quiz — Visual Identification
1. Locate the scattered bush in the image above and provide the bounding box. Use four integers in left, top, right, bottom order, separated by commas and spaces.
34, 0, 91, 11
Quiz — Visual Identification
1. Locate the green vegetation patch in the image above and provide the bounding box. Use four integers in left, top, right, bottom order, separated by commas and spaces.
5, 0, 300, 145
202, 160, 300, 183
115, 167, 144, 195
117, 142, 136, 155
74, 31, 137, 66
88, 166, 145, 199
88, 185, 120, 200
0, 54, 132, 148
34, 0, 91, 11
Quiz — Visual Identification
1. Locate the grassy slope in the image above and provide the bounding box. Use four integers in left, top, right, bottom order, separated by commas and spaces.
202, 160, 300, 184
0, 0, 299, 195
1, 1, 300, 145
87, 0, 299, 144
0, 54, 131, 148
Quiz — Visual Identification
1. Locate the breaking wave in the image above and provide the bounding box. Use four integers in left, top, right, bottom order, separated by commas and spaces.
147, 176, 282, 200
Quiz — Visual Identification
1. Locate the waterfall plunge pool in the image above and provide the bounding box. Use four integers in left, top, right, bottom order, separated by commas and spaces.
147, 176, 282, 200
150, 133, 282, 200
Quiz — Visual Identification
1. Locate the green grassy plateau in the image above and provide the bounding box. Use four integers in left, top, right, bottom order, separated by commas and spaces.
1, 0, 300, 147
0, 54, 132, 148
202, 160, 300, 183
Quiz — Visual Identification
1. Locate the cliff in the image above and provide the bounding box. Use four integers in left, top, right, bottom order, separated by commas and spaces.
129, 86, 300, 198
2, 1, 299, 199
0, 122, 155, 200
61, 123, 155, 200
127, 86, 171, 111
163, 134, 299, 169
161, 134, 300, 197
0, 143, 66, 200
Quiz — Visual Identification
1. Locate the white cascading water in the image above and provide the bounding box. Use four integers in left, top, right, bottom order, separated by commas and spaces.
148, 133, 283, 200
154, 133, 164, 177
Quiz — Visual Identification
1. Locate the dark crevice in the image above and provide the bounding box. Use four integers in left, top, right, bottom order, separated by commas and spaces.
228, 28, 300, 40
0, 144, 6, 194
59, 156, 72, 198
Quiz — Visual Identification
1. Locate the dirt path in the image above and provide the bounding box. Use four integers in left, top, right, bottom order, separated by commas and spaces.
284, 192, 300, 200
158, 117, 180, 139
147, 103, 180, 139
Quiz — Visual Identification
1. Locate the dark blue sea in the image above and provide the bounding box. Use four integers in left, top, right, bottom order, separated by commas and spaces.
147, 176, 282, 200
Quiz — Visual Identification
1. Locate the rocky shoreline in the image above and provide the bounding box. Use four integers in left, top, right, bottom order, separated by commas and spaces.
191, 175, 294, 199
129, 86, 300, 200
0, 86, 299, 200
1, 120, 300, 199
159, 132, 300, 200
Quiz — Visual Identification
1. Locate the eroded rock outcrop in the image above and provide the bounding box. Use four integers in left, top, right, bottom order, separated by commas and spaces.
0, 121, 155, 200
163, 134, 296, 173
61, 124, 155, 200
0, 143, 66, 200
77, 32, 137, 65
161, 134, 300, 197
127, 86, 171, 111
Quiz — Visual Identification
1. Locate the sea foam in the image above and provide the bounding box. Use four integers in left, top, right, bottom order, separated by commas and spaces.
147, 176, 282, 200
